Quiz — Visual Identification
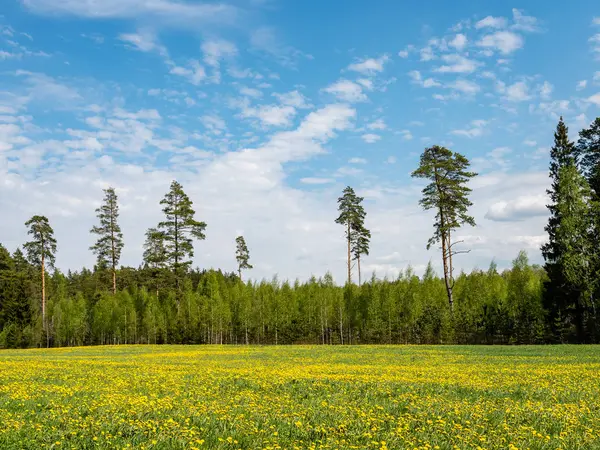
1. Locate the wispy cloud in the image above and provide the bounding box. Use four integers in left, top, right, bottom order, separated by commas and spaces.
347, 55, 389, 75
433, 54, 480, 73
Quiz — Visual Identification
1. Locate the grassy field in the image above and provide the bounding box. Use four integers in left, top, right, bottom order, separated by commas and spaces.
1, 346, 599, 449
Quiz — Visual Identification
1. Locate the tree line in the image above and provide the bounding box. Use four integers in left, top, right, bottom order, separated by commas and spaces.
1, 116, 600, 347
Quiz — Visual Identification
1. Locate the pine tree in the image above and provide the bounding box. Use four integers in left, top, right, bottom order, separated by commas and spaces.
335, 186, 366, 285
351, 224, 370, 286
411, 145, 477, 311
90, 187, 124, 295
158, 181, 207, 288
143, 228, 168, 298
235, 236, 253, 281
23, 215, 57, 346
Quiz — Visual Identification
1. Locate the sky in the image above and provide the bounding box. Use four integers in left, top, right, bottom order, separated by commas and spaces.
1, 0, 600, 283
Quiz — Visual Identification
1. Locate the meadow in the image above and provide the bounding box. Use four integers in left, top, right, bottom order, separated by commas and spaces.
0, 346, 599, 449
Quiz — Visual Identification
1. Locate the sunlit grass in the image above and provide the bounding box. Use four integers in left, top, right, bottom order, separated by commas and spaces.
1, 345, 599, 449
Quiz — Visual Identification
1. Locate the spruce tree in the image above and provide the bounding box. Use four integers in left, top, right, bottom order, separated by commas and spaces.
411, 145, 477, 311
335, 186, 366, 285
577, 117, 600, 199
235, 236, 253, 281
90, 187, 124, 295
541, 118, 585, 342
23, 215, 57, 346
158, 181, 207, 287
143, 228, 168, 298
555, 163, 595, 341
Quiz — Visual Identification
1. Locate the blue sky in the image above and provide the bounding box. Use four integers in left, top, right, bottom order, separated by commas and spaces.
1, 0, 600, 282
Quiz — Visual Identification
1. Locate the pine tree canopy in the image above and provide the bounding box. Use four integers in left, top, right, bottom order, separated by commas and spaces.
23, 215, 57, 267
158, 181, 207, 274
411, 145, 477, 250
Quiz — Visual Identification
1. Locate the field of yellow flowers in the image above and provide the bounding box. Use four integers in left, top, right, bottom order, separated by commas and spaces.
1, 345, 599, 449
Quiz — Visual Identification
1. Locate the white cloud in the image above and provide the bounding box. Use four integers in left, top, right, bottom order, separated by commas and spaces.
356, 78, 373, 90
240, 87, 263, 98
593, 17, 600, 26
595, 72, 600, 83
300, 177, 334, 185
475, 16, 508, 29
523, 139, 537, 147
21, 0, 238, 26
588, 93, 600, 106
367, 119, 386, 130
485, 195, 548, 221
323, 79, 367, 103
505, 81, 531, 102
201, 38, 237, 67
449, 33, 468, 51
398, 50, 409, 58
511, 9, 541, 33
386, 156, 397, 164
399, 129, 413, 140
361, 133, 381, 144
451, 119, 487, 138
448, 79, 480, 94
349, 157, 367, 164
408, 70, 441, 88
347, 55, 389, 75
239, 104, 297, 128
119, 29, 167, 57
250, 27, 311, 67
477, 31, 524, 54
169, 60, 206, 85
274, 90, 311, 109
433, 54, 480, 73
539, 81, 553, 99
577, 80, 588, 91
420, 46, 435, 61
591, 33, 600, 55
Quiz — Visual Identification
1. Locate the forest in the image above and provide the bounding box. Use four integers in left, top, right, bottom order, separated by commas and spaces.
1, 116, 600, 348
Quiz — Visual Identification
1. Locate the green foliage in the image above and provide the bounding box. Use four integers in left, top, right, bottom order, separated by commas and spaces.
23, 215, 57, 268
158, 181, 207, 280
90, 187, 124, 293
235, 236, 253, 279
335, 186, 370, 284
411, 145, 477, 250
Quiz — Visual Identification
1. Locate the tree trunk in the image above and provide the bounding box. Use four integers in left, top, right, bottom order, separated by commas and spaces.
339, 306, 344, 345
41, 252, 48, 348
358, 255, 362, 286
347, 221, 351, 285
434, 167, 454, 312
110, 204, 117, 295
238, 267, 242, 281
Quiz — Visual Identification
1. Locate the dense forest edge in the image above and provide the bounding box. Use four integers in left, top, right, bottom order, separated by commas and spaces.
1, 116, 600, 348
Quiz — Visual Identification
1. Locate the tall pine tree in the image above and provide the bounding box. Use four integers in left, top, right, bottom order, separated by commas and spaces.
158, 181, 207, 288
90, 187, 124, 295
235, 236, 253, 281
351, 223, 370, 286
335, 186, 366, 285
411, 145, 477, 311
23, 215, 57, 346
143, 228, 168, 298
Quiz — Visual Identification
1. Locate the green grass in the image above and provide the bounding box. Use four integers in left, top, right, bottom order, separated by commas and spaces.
1, 345, 599, 449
